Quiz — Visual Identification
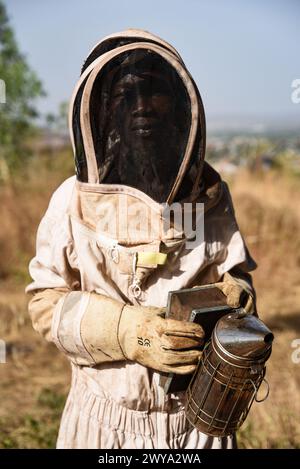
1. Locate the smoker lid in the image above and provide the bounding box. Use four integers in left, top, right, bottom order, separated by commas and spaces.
214, 310, 274, 359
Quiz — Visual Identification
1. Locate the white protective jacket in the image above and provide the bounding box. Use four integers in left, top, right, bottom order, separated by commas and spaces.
26, 29, 256, 449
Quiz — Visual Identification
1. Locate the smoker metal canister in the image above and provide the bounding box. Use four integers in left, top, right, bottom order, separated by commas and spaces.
185, 310, 274, 437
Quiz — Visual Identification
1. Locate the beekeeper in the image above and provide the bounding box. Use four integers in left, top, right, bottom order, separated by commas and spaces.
26, 29, 256, 449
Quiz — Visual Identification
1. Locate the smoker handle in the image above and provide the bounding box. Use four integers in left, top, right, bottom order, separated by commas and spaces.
251, 378, 270, 403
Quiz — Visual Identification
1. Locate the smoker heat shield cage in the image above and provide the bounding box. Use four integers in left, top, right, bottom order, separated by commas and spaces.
185, 311, 273, 437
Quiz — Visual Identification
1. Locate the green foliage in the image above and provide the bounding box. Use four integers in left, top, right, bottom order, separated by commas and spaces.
37, 388, 66, 412
0, 388, 66, 449
0, 1, 44, 178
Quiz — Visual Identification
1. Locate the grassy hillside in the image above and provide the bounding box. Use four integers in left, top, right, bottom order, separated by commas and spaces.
0, 151, 299, 448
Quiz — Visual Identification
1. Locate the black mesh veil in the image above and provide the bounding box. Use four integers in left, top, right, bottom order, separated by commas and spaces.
72, 35, 206, 203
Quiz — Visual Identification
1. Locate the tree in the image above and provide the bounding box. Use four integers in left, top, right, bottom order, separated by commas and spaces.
0, 1, 44, 179
45, 101, 68, 136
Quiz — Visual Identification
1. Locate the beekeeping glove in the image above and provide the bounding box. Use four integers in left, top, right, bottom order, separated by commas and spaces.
215, 271, 255, 314
118, 304, 204, 374
29, 289, 204, 371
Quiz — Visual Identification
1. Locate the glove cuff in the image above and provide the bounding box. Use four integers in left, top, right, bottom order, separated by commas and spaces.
80, 293, 127, 363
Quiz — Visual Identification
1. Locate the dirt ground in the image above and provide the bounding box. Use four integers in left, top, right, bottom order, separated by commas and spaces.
0, 166, 299, 448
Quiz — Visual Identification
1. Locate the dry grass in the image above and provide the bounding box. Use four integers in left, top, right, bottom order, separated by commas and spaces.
0, 148, 74, 282
0, 149, 73, 448
0, 156, 299, 448
229, 170, 300, 448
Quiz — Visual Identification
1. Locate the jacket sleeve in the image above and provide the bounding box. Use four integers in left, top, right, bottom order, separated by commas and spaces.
26, 179, 126, 367
198, 180, 257, 314
28, 287, 126, 366
215, 182, 257, 314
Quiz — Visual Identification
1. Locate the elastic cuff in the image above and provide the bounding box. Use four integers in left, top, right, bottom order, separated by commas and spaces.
80, 293, 127, 363
51, 291, 95, 365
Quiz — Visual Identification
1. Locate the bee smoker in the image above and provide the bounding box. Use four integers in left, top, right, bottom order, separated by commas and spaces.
185, 309, 274, 437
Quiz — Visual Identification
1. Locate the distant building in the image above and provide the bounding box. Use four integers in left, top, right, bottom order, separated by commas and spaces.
213, 160, 239, 175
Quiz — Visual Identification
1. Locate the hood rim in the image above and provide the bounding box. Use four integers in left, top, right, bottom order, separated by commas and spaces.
79, 42, 199, 203
69, 31, 206, 205
69, 29, 183, 157
86, 28, 184, 64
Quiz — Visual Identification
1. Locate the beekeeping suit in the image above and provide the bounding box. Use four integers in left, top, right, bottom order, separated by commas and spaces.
26, 29, 256, 449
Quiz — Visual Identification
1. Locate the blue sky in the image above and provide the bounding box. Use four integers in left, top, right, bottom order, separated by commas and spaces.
4, 0, 300, 128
